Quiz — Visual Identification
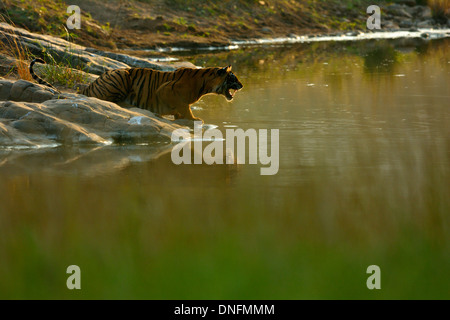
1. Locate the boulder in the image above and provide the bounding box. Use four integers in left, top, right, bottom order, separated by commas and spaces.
261, 27, 274, 34
382, 20, 400, 29
0, 79, 60, 102
0, 53, 16, 75
417, 19, 434, 28
395, 0, 416, 6
386, 4, 413, 18
399, 19, 415, 28
416, 6, 432, 20
0, 80, 186, 147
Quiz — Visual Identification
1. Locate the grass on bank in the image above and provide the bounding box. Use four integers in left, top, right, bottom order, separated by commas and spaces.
1, 0, 115, 48
37, 53, 90, 90
0, 15, 90, 89
0, 30, 32, 80
0, 14, 33, 81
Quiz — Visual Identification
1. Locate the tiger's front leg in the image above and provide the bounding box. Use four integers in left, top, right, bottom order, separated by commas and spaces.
175, 107, 203, 123
154, 81, 203, 123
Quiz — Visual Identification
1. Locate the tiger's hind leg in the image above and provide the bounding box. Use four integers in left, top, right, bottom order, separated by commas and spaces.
82, 69, 130, 103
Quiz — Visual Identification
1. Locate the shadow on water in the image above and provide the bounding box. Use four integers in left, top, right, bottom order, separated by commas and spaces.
362, 45, 399, 73
0, 144, 173, 177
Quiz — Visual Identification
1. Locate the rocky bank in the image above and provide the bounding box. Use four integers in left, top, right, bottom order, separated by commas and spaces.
0, 22, 196, 148
0, 78, 187, 147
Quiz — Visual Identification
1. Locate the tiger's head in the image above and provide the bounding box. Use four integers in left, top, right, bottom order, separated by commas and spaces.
215, 66, 243, 101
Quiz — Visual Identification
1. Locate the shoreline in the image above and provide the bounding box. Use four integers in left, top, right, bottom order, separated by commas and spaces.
121, 28, 450, 55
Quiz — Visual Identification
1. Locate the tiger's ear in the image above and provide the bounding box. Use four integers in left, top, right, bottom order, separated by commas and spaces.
218, 65, 232, 76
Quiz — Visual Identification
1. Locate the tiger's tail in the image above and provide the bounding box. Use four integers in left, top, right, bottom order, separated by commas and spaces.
29, 58, 59, 92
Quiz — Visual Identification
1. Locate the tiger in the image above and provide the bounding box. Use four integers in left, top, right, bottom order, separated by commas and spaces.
29, 58, 243, 123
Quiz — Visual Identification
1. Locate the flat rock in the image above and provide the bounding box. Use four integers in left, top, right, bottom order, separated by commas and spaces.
0, 80, 186, 147
84, 48, 196, 70
417, 6, 432, 20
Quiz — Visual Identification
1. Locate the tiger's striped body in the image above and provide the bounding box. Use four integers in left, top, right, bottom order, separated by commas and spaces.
29, 59, 243, 122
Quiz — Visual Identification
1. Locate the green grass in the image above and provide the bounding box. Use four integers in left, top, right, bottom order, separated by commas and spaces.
2, 0, 68, 35
2, 0, 113, 48
38, 60, 90, 89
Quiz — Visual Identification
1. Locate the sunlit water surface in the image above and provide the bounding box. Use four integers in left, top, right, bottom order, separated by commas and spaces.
1, 38, 449, 299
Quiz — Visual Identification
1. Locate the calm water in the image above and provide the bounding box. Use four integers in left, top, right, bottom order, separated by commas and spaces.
1, 38, 449, 299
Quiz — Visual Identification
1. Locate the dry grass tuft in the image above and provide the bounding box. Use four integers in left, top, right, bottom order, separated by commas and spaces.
0, 17, 33, 80
428, 0, 450, 22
